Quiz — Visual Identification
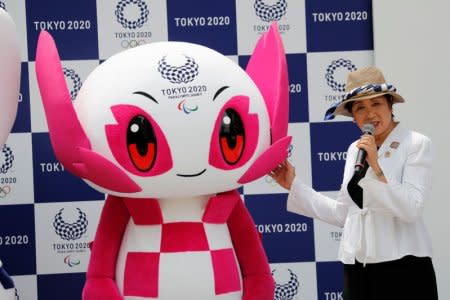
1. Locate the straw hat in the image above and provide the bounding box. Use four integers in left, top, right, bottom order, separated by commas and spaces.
324, 66, 405, 119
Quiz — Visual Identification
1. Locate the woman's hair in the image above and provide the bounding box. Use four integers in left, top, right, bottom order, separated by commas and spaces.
345, 94, 394, 114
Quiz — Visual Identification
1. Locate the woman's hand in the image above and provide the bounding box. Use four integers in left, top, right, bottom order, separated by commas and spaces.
269, 159, 296, 190
357, 134, 379, 170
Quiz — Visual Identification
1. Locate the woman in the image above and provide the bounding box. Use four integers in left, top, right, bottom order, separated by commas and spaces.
270, 67, 438, 300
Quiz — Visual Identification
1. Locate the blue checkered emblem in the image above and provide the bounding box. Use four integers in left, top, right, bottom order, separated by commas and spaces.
0, 145, 14, 174
63, 67, 82, 100
325, 59, 357, 92
158, 55, 199, 84
273, 269, 300, 300
53, 208, 88, 241
254, 0, 288, 22
115, 0, 149, 29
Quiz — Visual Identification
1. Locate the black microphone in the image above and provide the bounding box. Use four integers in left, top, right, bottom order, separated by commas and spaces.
354, 123, 375, 173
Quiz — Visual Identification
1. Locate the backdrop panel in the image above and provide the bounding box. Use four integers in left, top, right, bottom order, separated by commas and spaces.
0, 0, 374, 299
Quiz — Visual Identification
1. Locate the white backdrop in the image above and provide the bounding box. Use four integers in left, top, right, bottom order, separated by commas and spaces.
373, 1, 450, 299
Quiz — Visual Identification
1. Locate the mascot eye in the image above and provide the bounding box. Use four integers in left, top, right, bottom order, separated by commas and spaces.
219, 109, 245, 165
127, 115, 156, 172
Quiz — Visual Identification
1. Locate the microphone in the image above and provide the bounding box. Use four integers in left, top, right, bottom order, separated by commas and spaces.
354, 123, 375, 173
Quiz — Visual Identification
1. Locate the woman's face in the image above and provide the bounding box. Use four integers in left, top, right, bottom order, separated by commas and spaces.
351, 96, 394, 143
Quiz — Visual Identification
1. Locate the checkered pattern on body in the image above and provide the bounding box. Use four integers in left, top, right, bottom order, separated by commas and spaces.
115, 198, 241, 298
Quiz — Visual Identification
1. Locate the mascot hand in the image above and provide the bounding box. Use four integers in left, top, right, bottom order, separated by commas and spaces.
82, 278, 122, 300
243, 274, 275, 300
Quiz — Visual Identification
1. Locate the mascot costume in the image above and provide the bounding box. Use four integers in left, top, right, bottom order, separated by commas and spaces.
0, 7, 20, 300
35, 22, 290, 299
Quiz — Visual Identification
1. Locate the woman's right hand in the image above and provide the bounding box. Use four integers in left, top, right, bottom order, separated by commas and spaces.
269, 159, 296, 190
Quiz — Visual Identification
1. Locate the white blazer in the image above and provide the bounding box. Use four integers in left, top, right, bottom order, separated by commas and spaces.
287, 124, 433, 264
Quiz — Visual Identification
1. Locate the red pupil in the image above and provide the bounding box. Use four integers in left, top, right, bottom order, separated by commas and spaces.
220, 135, 244, 164
128, 143, 155, 171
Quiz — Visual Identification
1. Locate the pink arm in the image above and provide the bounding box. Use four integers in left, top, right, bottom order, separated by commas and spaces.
227, 192, 275, 300
82, 195, 130, 300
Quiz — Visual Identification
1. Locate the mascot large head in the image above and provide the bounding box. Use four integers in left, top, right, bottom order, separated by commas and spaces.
0, 7, 21, 300
35, 23, 291, 198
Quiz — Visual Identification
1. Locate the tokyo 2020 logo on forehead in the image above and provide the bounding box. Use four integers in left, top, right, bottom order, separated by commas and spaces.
254, 0, 288, 22
158, 55, 199, 84
0, 145, 14, 174
325, 58, 357, 92
115, 0, 150, 29
273, 269, 300, 300
53, 208, 88, 241
63, 67, 82, 100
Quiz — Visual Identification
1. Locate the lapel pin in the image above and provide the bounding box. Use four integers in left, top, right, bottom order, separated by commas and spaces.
390, 141, 400, 149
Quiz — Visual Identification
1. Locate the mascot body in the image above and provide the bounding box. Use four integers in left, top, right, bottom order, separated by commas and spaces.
0, 7, 20, 300
36, 23, 290, 300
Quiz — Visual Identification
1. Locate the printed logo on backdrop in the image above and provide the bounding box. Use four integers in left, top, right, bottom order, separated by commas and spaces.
310, 122, 361, 191
63, 67, 83, 100
253, 0, 290, 35
0, 145, 15, 199
0, 145, 14, 175
305, 0, 373, 52
166, 0, 237, 55
331, 230, 342, 242
254, 0, 287, 22
28, 0, 98, 60
114, 0, 152, 49
246, 194, 315, 262
316, 262, 344, 300
32, 133, 104, 203
324, 59, 357, 105
272, 268, 300, 300
53, 208, 88, 240
0, 1, 6, 10
64, 254, 81, 267
0, 205, 36, 275
52, 208, 90, 263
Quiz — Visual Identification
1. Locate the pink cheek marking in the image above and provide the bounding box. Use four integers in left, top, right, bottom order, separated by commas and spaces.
105, 105, 173, 177
209, 96, 259, 170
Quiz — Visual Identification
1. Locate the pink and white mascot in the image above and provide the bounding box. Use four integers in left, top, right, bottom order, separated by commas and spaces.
0, 7, 20, 300
35, 22, 290, 300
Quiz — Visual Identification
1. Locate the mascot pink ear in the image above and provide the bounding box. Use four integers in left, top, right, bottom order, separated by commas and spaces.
246, 22, 289, 143
35, 31, 141, 193
239, 22, 291, 184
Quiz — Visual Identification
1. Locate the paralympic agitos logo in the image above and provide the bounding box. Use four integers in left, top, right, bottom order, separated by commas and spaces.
53, 208, 88, 240
254, 0, 288, 22
158, 55, 199, 84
